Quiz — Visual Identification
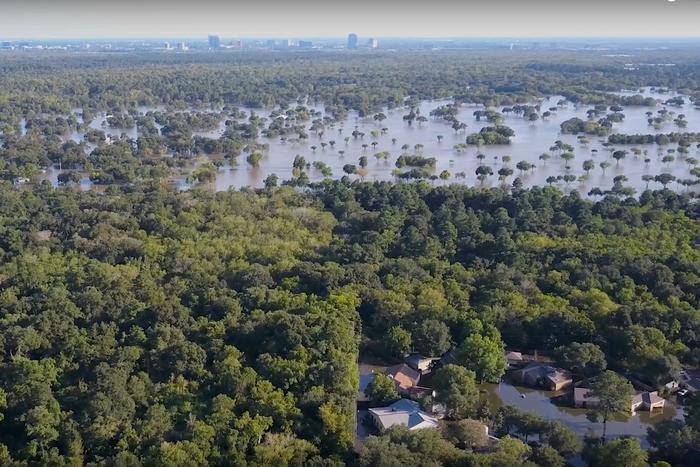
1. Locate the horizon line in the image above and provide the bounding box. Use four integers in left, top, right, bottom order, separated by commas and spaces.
4, 35, 700, 41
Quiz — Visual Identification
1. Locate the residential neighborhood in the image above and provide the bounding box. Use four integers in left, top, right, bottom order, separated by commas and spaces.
357, 345, 690, 452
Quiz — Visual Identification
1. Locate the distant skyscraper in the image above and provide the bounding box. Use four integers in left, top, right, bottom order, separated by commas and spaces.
177, 42, 188, 51
266, 39, 276, 48
208, 35, 221, 48
368, 38, 379, 49
299, 40, 312, 48
347, 33, 358, 49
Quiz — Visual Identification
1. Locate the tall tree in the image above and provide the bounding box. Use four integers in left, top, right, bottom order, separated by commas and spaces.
364, 374, 400, 406
587, 371, 634, 442
590, 437, 648, 467
432, 365, 479, 420
413, 320, 451, 357
456, 333, 507, 383
554, 342, 606, 377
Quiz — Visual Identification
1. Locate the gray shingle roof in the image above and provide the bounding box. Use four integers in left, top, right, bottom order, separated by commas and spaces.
368, 398, 439, 431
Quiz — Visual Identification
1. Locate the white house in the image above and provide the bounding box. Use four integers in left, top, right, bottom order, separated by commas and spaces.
368, 399, 439, 432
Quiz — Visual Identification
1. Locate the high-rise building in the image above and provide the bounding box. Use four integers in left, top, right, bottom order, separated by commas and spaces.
299, 40, 313, 48
347, 33, 358, 49
208, 35, 221, 48
368, 38, 379, 49
177, 42, 188, 51
266, 39, 276, 48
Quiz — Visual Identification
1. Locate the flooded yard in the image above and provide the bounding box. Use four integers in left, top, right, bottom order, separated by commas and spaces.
481, 378, 681, 448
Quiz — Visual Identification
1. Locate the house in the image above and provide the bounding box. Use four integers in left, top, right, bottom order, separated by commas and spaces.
631, 373, 680, 393
505, 351, 523, 362
631, 391, 666, 412
512, 363, 572, 391
405, 354, 441, 374
573, 388, 665, 412
661, 378, 680, 392
547, 371, 574, 392
368, 399, 439, 432
681, 369, 700, 393
573, 387, 598, 408
385, 364, 421, 392
505, 351, 524, 369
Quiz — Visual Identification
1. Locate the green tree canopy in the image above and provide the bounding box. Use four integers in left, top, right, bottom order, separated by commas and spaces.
432, 364, 479, 420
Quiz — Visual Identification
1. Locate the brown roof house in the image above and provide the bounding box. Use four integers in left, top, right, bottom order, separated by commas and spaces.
512, 363, 573, 391
385, 364, 421, 392
631, 391, 666, 412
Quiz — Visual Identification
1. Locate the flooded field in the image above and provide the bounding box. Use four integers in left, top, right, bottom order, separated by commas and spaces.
35, 88, 700, 195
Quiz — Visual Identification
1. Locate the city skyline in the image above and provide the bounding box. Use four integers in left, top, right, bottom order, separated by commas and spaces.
1, 0, 699, 39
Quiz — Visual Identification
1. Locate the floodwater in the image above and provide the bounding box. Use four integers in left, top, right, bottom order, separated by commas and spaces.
37, 89, 700, 195
207, 88, 700, 194
481, 379, 681, 448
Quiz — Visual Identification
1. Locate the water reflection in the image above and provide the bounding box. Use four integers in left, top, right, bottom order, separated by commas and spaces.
41, 166, 94, 191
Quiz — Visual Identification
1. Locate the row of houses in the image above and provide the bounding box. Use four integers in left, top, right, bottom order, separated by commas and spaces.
359, 349, 674, 439
359, 356, 446, 435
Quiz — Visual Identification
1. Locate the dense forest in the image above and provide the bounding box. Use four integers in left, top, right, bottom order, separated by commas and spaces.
0, 49, 699, 465
2, 49, 700, 119
0, 179, 696, 465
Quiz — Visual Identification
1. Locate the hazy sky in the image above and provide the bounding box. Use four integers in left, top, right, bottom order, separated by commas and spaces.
1, 0, 699, 39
